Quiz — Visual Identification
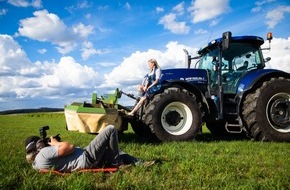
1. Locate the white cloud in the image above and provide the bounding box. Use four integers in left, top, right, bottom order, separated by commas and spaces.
0, 9, 8, 16
209, 19, 221, 26
77, 1, 90, 9
0, 34, 99, 101
8, 0, 29, 7
39, 57, 98, 88
98, 62, 117, 67
8, 0, 42, 8
156, 7, 164, 13
66, 1, 92, 13
194, 28, 208, 35
263, 37, 290, 73
188, 0, 230, 23
124, 2, 131, 10
85, 13, 91, 19
31, 0, 42, 8
81, 41, 110, 60
158, 2, 189, 34
17, 10, 73, 50
0, 34, 33, 76
251, 0, 276, 13
38, 48, 47, 54
172, 2, 185, 15
72, 23, 94, 38
266, 6, 290, 28
159, 13, 190, 34
251, 6, 262, 13
16, 9, 94, 54
96, 5, 109, 11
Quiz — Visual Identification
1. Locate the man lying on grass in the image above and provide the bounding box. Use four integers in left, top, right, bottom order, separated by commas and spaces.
25, 125, 154, 172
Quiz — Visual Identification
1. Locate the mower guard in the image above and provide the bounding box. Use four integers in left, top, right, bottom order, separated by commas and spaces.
64, 90, 125, 133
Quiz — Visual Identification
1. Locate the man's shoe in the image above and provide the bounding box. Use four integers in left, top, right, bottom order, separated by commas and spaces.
134, 160, 156, 168
118, 164, 133, 171
142, 161, 156, 167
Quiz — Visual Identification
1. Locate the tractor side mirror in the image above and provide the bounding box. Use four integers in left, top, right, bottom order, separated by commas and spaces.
264, 57, 271, 63
222, 31, 232, 51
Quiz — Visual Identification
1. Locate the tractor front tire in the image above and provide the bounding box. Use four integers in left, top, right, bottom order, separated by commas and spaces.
242, 77, 290, 142
143, 87, 202, 141
130, 119, 158, 142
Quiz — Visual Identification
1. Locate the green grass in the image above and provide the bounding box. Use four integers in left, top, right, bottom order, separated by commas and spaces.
0, 113, 289, 189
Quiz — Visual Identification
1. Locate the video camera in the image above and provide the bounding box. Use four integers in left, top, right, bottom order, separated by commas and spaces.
39, 126, 61, 146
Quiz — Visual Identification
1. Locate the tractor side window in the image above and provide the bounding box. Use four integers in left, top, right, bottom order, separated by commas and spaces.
198, 53, 215, 70
231, 44, 261, 72
198, 49, 219, 70
198, 52, 220, 93
222, 43, 262, 93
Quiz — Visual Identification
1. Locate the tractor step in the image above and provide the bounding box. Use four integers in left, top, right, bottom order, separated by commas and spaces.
225, 122, 243, 133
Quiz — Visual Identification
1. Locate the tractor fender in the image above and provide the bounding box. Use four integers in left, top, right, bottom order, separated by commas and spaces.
160, 81, 210, 114
237, 69, 290, 96
236, 69, 290, 113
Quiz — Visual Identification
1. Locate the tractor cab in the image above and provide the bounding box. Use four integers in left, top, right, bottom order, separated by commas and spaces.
197, 35, 265, 94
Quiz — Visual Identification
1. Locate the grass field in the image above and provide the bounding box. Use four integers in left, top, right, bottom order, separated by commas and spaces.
0, 113, 289, 189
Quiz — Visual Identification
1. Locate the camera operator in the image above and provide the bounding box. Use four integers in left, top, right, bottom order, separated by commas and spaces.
25, 125, 147, 172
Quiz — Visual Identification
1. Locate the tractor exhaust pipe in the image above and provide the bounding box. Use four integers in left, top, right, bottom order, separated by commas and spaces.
183, 49, 191, 69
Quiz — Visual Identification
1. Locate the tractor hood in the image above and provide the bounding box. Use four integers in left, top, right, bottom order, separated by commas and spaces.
160, 68, 208, 85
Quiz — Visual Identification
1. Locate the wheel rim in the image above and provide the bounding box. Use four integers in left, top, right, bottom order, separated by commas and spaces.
161, 102, 193, 135
266, 93, 290, 133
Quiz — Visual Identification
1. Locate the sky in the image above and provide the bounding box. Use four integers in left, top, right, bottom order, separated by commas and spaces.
0, 0, 290, 111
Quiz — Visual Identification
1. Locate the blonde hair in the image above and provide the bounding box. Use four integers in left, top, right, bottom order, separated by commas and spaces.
148, 58, 160, 68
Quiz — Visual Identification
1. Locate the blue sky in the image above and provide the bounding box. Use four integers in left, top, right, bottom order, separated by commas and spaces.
0, 0, 290, 111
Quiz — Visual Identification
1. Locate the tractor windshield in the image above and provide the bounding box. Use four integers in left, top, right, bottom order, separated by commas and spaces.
197, 42, 263, 94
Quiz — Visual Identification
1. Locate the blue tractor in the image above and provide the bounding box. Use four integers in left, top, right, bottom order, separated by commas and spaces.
129, 32, 290, 142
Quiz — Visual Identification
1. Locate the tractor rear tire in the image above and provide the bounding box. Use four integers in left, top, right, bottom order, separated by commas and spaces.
242, 77, 290, 142
143, 87, 202, 141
